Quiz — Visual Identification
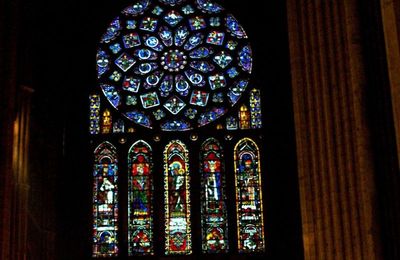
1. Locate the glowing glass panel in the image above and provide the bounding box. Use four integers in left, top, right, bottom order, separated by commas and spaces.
234, 138, 265, 253
128, 140, 154, 255
92, 142, 119, 257
200, 138, 229, 253
164, 140, 192, 255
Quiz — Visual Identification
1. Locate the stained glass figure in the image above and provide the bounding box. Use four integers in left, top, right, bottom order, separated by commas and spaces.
90, 95, 101, 135
200, 138, 229, 253
234, 138, 265, 253
250, 89, 262, 129
128, 140, 154, 255
101, 109, 112, 134
93, 142, 119, 257
164, 140, 192, 255
97, 0, 253, 131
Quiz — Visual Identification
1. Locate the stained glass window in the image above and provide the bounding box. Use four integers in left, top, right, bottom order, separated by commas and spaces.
96, 0, 253, 131
200, 138, 229, 253
91, 0, 267, 257
234, 138, 265, 253
128, 140, 154, 255
164, 140, 192, 255
92, 142, 119, 257
250, 89, 262, 129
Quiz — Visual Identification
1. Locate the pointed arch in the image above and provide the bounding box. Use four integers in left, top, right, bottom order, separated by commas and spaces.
128, 140, 154, 255
234, 138, 265, 252
92, 142, 119, 257
200, 138, 229, 253
163, 140, 192, 255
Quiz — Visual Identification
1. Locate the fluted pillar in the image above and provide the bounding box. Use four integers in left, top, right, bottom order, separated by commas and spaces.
287, 1, 382, 259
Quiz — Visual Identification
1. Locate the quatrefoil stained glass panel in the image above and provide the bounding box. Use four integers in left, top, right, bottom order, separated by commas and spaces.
97, 0, 253, 131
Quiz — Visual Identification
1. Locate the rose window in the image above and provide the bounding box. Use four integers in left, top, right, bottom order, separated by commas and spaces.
97, 0, 253, 131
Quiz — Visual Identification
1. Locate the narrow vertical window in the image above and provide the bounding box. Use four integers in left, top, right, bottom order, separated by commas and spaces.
101, 109, 112, 134
128, 140, 154, 255
89, 94, 100, 135
93, 142, 119, 257
250, 89, 262, 129
164, 140, 192, 255
239, 105, 251, 130
200, 138, 229, 253
234, 138, 265, 253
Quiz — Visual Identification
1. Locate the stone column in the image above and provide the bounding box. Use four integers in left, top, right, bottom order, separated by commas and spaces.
287, 1, 382, 259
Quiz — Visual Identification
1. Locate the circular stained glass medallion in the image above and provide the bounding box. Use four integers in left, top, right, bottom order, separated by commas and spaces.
97, 0, 253, 131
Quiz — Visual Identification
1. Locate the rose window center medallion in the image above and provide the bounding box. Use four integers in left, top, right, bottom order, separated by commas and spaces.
97, 0, 253, 131
161, 49, 187, 72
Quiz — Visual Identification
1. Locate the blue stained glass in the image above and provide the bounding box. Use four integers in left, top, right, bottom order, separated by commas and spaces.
123, 0, 150, 16
189, 16, 207, 31
97, 50, 109, 78
140, 17, 159, 32
140, 92, 160, 109
213, 51, 233, 68
190, 61, 215, 73
196, 0, 224, 14
153, 6, 164, 15
226, 116, 238, 130
189, 47, 212, 59
159, 26, 173, 47
144, 71, 164, 88
161, 120, 191, 131
226, 15, 247, 39
208, 74, 227, 90
164, 95, 186, 115
226, 40, 238, 50
198, 107, 227, 126
127, 20, 137, 29
190, 90, 209, 107
115, 53, 136, 72
101, 84, 121, 109
126, 95, 138, 106
109, 43, 122, 54
175, 74, 190, 96
159, 75, 174, 97
184, 108, 198, 119
182, 5, 195, 15
135, 62, 158, 75
124, 111, 152, 128
164, 10, 183, 27
227, 67, 239, 78
206, 31, 225, 45
228, 80, 249, 105
210, 17, 221, 27
238, 46, 253, 73
184, 33, 204, 50
101, 17, 121, 43
144, 36, 164, 51
134, 48, 158, 60
123, 33, 141, 48
110, 71, 122, 82
113, 119, 125, 133
159, 0, 186, 6
212, 92, 224, 103
153, 109, 166, 120
184, 69, 205, 86
174, 26, 189, 46
123, 77, 141, 93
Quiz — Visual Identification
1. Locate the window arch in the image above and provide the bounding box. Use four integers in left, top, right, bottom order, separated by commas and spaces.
128, 140, 154, 255
90, 0, 268, 257
163, 140, 192, 255
92, 142, 119, 257
200, 137, 229, 253
234, 138, 265, 253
